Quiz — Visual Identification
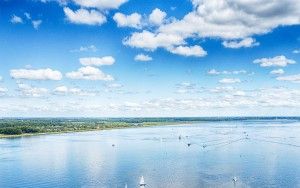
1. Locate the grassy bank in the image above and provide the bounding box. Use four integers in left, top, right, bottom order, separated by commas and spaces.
0, 118, 198, 138
2, 117, 297, 138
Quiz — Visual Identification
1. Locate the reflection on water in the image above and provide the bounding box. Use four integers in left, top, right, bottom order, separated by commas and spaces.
1, 120, 300, 188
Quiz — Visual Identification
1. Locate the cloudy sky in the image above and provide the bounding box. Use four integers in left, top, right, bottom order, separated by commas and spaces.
0, 0, 300, 117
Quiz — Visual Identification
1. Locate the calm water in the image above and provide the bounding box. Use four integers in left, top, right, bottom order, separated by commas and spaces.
1, 120, 300, 188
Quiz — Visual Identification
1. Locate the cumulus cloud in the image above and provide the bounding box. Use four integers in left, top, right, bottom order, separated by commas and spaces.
168, 45, 207, 57
105, 83, 123, 89
104, 83, 124, 93
66, 66, 114, 81
175, 82, 198, 94
10, 68, 62, 80
54, 86, 68, 94
113, 12, 142, 28
0, 87, 8, 96
24, 12, 31, 19
149, 8, 167, 25
208, 69, 247, 75
276, 74, 300, 83
5, 86, 300, 115
17, 83, 48, 97
54, 86, 96, 96
210, 86, 234, 93
79, 56, 115, 66
270, 69, 284, 75
134, 54, 152, 61
72, 0, 128, 9
124, 30, 208, 57
32, 20, 42, 30
253, 55, 296, 67
10, 15, 23, 24
39, 0, 67, 5
160, 0, 300, 40
64, 7, 106, 25
293, 49, 300, 54
219, 78, 241, 84
71, 45, 97, 52
123, 30, 185, 51
222, 37, 259, 48
123, 0, 300, 56
123, 102, 142, 111
211, 86, 246, 97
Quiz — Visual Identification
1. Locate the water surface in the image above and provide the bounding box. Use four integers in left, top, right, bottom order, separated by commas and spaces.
1, 120, 300, 188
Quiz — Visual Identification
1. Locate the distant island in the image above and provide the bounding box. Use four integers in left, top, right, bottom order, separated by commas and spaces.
1, 117, 299, 138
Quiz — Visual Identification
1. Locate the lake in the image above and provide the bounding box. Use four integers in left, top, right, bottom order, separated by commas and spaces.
1, 120, 300, 188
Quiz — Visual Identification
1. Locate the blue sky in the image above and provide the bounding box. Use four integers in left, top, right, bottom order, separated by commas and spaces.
0, 0, 300, 117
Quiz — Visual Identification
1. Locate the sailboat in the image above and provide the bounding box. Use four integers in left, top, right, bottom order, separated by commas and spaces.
140, 176, 146, 187
232, 176, 238, 183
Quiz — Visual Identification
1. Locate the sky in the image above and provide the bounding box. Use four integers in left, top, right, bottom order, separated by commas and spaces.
0, 0, 300, 117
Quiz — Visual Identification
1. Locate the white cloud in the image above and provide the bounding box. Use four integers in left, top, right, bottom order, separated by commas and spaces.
64, 7, 106, 25
208, 69, 247, 75
24, 12, 31, 20
54, 86, 96, 96
10, 15, 23, 24
270, 69, 284, 75
123, 102, 142, 111
17, 83, 48, 97
149, 8, 167, 25
10, 68, 62, 80
0, 87, 8, 96
222, 37, 259, 48
66, 66, 114, 81
32, 20, 42, 30
168, 45, 207, 57
232, 70, 248, 75
5, 86, 300, 116
40, 0, 67, 5
160, 0, 300, 40
104, 83, 124, 93
79, 56, 115, 66
69, 88, 96, 96
113, 12, 142, 29
72, 0, 128, 9
54, 86, 68, 93
232, 90, 246, 96
175, 82, 197, 94
124, 31, 207, 58
219, 78, 241, 84
276, 74, 300, 83
207, 69, 220, 75
71, 45, 97, 52
253, 55, 296, 67
134, 54, 152, 61
293, 49, 300, 54
123, 0, 300, 56
210, 86, 234, 93
106, 83, 123, 89
123, 30, 185, 51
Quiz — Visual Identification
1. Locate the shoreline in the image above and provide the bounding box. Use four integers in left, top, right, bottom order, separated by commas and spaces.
0, 121, 197, 139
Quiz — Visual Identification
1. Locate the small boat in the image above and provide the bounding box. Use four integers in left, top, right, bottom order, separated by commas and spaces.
232, 176, 238, 183
140, 176, 146, 187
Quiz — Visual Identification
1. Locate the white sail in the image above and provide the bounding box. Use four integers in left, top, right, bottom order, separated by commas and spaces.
140, 176, 146, 186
